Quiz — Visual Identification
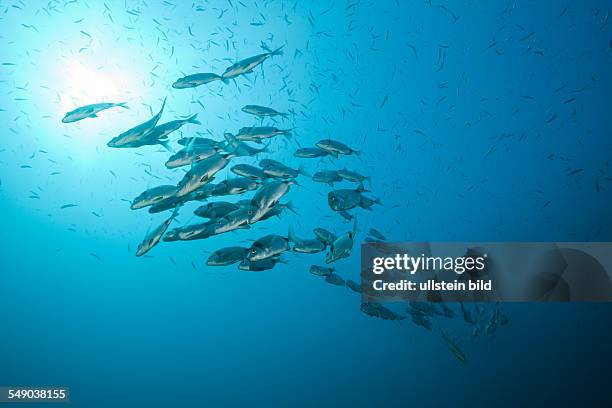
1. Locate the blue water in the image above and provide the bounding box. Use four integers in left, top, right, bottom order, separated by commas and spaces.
1, 1, 612, 407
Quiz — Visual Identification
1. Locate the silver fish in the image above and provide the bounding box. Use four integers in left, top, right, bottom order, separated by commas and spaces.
136, 206, 179, 256
235, 126, 292, 143
312, 170, 342, 186
241, 104, 287, 117
231, 164, 268, 180
172, 73, 222, 89
222, 46, 284, 79
207, 246, 249, 266
212, 177, 260, 196
309, 265, 335, 276
337, 168, 369, 183
294, 147, 329, 158
165, 145, 223, 169
313, 228, 336, 245
328, 183, 368, 211
175, 153, 234, 198
247, 234, 290, 262
107, 98, 166, 148
131, 185, 178, 210
62, 102, 128, 123
326, 220, 357, 264
145, 114, 200, 142
248, 180, 296, 223
315, 139, 361, 157
194, 201, 240, 219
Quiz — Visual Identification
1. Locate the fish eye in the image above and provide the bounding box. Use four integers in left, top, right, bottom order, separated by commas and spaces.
251, 248, 257, 254
248, 210, 254, 215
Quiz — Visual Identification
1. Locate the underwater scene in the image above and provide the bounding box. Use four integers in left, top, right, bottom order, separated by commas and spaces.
1, 0, 612, 406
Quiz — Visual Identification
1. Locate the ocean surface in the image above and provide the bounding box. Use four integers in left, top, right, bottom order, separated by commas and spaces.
1, 1, 612, 406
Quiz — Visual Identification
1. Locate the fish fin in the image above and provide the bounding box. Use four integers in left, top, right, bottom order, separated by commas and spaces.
160, 141, 174, 152
88, 113, 98, 118
297, 164, 310, 178
288, 226, 298, 243
281, 128, 294, 138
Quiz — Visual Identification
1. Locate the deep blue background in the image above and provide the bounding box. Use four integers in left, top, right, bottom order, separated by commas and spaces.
1, 1, 612, 407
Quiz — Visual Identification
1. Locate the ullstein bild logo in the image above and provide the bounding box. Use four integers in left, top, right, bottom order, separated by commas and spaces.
360, 242, 612, 302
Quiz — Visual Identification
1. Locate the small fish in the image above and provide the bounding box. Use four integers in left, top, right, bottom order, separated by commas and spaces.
247, 234, 290, 262
62, 102, 128, 123
312, 170, 342, 186
309, 265, 335, 276
207, 246, 249, 266
136, 207, 180, 256
222, 46, 284, 79
172, 73, 222, 89
294, 147, 329, 158
107, 98, 167, 148
315, 139, 361, 157
241, 105, 287, 118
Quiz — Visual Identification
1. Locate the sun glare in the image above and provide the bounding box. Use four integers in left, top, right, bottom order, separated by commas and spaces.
60, 61, 122, 111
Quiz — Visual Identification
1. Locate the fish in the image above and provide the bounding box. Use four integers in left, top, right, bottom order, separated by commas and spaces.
235, 126, 292, 143
172, 73, 222, 89
210, 207, 251, 234
144, 114, 201, 143
165, 145, 223, 169
206, 246, 249, 266
313, 228, 336, 245
177, 137, 223, 148
289, 227, 326, 253
194, 201, 242, 219
241, 105, 287, 117
164, 220, 215, 241
309, 265, 335, 276
328, 183, 368, 211
360, 302, 404, 321
346, 279, 361, 293
107, 98, 167, 148
260, 159, 307, 179
212, 177, 260, 196
223, 133, 268, 157
136, 206, 179, 256
438, 323, 467, 363
231, 164, 268, 180
409, 310, 432, 330
131, 185, 178, 209
315, 139, 361, 157
294, 147, 329, 158
175, 152, 234, 198
62, 102, 128, 123
325, 273, 346, 286
368, 228, 386, 241
222, 46, 284, 79
247, 234, 291, 261
247, 180, 296, 223
337, 168, 369, 183
312, 170, 342, 186
326, 220, 357, 264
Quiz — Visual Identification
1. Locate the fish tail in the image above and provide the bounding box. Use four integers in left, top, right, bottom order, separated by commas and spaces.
297, 164, 310, 178
284, 201, 299, 215
160, 140, 174, 153
186, 113, 201, 125
270, 45, 285, 56
281, 128, 294, 138
116, 102, 129, 109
